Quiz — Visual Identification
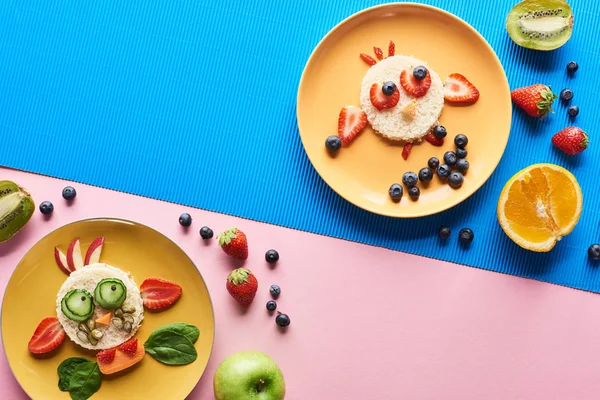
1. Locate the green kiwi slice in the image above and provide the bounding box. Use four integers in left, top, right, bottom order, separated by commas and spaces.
0, 181, 35, 243
506, 0, 573, 51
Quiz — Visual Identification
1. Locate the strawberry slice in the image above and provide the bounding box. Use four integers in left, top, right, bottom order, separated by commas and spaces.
374, 47, 384, 60
97, 348, 116, 364
400, 69, 431, 98
369, 83, 399, 111
118, 338, 138, 355
140, 278, 183, 310
337, 106, 367, 145
444, 73, 480, 103
360, 53, 377, 66
388, 41, 395, 57
28, 317, 65, 354
424, 133, 444, 146
402, 143, 413, 160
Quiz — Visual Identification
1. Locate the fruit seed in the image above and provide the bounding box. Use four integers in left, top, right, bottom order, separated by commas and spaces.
88, 333, 98, 346
91, 329, 103, 340
86, 319, 96, 331
121, 304, 136, 313
123, 322, 132, 333
112, 318, 124, 329
114, 309, 124, 318
123, 315, 134, 324
78, 323, 90, 333
76, 331, 89, 342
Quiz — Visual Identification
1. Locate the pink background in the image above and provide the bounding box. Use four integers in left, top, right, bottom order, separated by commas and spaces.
2, 167, 600, 399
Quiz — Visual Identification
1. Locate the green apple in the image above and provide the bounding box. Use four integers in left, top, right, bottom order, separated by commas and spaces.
213, 350, 286, 400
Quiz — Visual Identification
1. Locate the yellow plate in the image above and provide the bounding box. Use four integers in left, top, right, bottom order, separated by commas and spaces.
2, 218, 215, 399
297, 3, 512, 218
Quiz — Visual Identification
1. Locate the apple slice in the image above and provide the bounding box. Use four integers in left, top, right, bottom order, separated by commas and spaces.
66, 238, 84, 272
84, 236, 104, 265
54, 247, 71, 275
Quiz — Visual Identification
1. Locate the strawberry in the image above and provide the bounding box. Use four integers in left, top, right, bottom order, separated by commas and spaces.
444, 73, 480, 103
28, 317, 65, 354
402, 143, 412, 160
337, 106, 367, 145
424, 133, 444, 146
226, 268, 258, 307
216, 228, 249, 260
369, 83, 399, 111
374, 47, 384, 60
360, 53, 377, 66
140, 278, 183, 310
388, 40, 395, 57
511, 84, 557, 118
97, 348, 116, 364
400, 69, 431, 98
552, 126, 588, 155
118, 338, 138, 355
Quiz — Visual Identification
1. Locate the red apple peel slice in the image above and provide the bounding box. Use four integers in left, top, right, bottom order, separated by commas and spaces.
84, 236, 104, 265
54, 247, 71, 275
66, 238, 84, 272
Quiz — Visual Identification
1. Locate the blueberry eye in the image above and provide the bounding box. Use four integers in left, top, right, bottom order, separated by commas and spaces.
413, 66, 428, 80
382, 81, 397, 96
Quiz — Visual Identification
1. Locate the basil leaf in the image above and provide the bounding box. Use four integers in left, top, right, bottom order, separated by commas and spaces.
57, 358, 91, 391
150, 322, 200, 344
144, 330, 198, 365
68, 362, 102, 400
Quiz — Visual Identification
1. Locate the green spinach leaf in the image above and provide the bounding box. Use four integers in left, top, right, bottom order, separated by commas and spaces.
68, 362, 102, 400
57, 357, 92, 391
144, 324, 199, 365
150, 322, 200, 344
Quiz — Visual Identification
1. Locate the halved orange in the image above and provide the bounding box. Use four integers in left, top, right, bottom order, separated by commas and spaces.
497, 164, 582, 252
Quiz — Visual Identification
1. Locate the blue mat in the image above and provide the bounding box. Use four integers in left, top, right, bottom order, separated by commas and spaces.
2, 0, 599, 292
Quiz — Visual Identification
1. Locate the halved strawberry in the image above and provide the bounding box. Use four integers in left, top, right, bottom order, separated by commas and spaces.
424, 133, 444, 146
97, 348, 116, 364
388, 41, 395, 57
360, 53, 377, 66
28, 317, 65, 354
444, 73, 479, 103
140, 278, 183, 310
118, 338, 138, 355
402, 143, 412, 160
400, 69, 431, 98
337, 106, 367, 145
369, 83, 399, 111
374, 47, 384, 60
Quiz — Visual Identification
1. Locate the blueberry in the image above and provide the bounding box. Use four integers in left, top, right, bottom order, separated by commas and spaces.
270, 284, 281, 299
266, 301, 277, 312
265, 249, 280, 264
432, 125, 447, 139
456, 148, 468, 159
276, 312, 291, 327
589, 244, 600, 261
200, 226, 213, 239
418, 168, 433, 183
62, 186, 76, 201
388, 183, 403, 202
454, 134, 468, 148
437, 164, 452, 179
448, 172, 464, 189
179, 213, 192, 227
402, 172, 418, 187
408, 186, 420, 200
382, 81, 397, 96
459, 228, 474, 245
413, 66, 428, 80
456, 159, 469, 174
428, 157, 440, 170
438, 226, 451, 239
39, 201, 54, 215
325, 136, 342, 152
568, 105, 579, 117
443, 151, 457, 167
560, 88, 573, 102
567, 61, 578, 74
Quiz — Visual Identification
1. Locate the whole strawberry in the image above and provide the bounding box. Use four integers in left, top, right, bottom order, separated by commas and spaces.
217, 228, 248, 260
511, 84, 557, 118
226, 268, 258, 307
552, 126, 588, 155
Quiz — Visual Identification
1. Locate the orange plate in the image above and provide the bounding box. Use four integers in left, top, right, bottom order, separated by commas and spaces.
297, 3, 512, 218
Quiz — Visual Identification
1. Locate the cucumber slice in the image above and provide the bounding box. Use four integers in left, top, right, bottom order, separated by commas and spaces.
61, 289, 94, 322
94, 278, 126, 310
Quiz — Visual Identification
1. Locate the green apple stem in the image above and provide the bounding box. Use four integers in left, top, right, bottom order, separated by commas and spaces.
257, 379, 265, 393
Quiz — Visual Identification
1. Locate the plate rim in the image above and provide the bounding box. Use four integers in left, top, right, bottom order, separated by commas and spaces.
296, 2, 512, 218
0, 217, 216, 400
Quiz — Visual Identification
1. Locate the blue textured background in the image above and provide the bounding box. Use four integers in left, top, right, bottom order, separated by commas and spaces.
2, 0, 599, 292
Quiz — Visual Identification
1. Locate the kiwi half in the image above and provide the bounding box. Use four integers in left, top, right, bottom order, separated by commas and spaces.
507, 0, 573, 51
0, 181, 35, 243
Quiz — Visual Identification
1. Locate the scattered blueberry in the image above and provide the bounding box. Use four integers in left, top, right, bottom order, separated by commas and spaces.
402, 172, 418, 187
325, 136, 342, 152
266, 301, 277, 312
432, 125, 447, 139
438, 226, 451, 239
418, 168, 433, 183
408, 186, 420, 200
179, 213, 192, 227
589, 244, 600, 261
560, 88, 573, 102
443, 151, 457, 167
276, 312, 291, 327
459, 228, 474, 245
270, 284, 281, 299
567, 61, 578, 74
448, 172, 464, 189
266, 249, 280, 264
62, 186, 76, 201
200, 226, 214, 239
428, 157, 440, 170
382, 81, 397, 96
413, 66, 428, 80
39, 201, 54, 215
456, 148, 468, 159
437, 164, 452, 179
454, 134, 468, 148
568, 105, 579, 117
456, 159, 469, 174
388, 183, 403, 202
